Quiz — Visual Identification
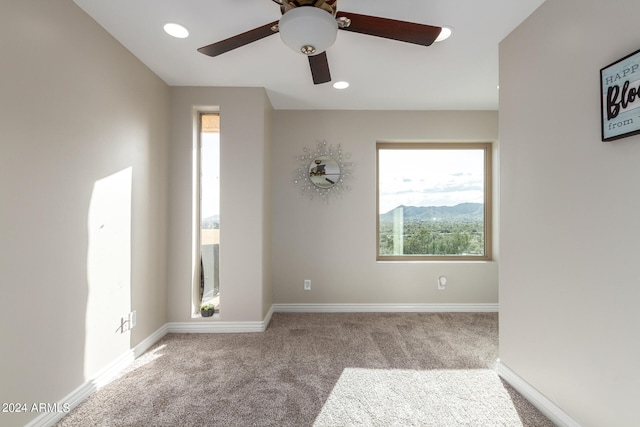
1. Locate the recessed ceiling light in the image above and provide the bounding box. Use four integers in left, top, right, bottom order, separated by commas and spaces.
333, 81, 349, 89
434, 26, 452, 43
164, 23, 189, 39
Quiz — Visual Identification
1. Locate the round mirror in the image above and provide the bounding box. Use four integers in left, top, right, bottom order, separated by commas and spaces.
308, 156, 340, 188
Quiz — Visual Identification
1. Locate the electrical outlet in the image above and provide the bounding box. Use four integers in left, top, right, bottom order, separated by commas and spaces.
129, 310, 137, 328
438, 276, 447, 290
304, 279, 311, 291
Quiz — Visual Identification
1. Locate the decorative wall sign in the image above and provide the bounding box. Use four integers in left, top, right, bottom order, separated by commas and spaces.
294, 140, 353, 200
601, 48, 640, 141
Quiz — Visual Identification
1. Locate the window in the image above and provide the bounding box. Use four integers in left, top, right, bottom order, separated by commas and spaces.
196, 113, 220, 314
377, 142, 492, 261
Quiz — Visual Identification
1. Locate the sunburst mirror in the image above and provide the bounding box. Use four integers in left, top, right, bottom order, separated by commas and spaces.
294, 140, 353, 200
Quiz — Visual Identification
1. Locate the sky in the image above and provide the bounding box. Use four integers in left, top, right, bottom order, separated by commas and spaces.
201, 132, 220, 219
378, 148, 485, 214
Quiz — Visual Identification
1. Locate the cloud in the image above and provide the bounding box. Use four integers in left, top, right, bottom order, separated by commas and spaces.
378, 148, 486, 213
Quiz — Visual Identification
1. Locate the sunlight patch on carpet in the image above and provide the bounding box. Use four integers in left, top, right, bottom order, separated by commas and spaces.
314, 369, 522, 426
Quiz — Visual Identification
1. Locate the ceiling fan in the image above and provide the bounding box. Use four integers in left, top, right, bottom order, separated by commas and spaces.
198, 0, 446, 85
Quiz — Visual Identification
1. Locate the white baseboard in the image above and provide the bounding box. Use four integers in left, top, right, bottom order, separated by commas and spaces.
273, 303, 499, 313
25, 324, 169, 427
132, 324, 170, 358
496, 360, 581, 427
167, 306, 274, 333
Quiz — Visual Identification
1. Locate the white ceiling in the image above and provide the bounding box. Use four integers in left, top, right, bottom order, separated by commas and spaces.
72, 0, 545, 110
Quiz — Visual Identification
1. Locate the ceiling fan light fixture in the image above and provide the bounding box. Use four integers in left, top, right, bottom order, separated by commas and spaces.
434, 26, 453, 43
279, 6, 338, 55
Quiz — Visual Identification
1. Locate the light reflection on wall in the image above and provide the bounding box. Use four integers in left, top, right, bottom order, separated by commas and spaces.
85, 167, 132, 379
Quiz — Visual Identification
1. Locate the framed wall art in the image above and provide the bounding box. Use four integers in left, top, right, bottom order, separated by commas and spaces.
600, 48, 640, 141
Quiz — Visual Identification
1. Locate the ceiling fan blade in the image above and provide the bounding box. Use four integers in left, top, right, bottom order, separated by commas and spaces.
308, 52, 331, 85
198, 21, 279, 57
336, 12, 441, 46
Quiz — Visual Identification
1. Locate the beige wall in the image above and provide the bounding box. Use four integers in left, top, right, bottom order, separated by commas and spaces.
499, 1, 640, 425
271, 111, 499, 305
0, 1, 170, 425
168, 87, 273, 322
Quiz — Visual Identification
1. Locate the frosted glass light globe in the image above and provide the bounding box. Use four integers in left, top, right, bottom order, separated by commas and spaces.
279, 7, 338, 55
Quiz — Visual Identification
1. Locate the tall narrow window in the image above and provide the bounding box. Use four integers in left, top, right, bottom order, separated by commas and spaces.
377, 142, 492, 261
199, 113, 220, 313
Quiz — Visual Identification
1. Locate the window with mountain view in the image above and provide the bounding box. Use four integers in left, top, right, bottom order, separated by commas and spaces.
377, 142, 492, 261
198, 113, 220, 315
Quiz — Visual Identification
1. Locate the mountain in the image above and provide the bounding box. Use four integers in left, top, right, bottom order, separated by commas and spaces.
380, 203, 483, 222
204, 215, 219, 223
202, 215, 220, 229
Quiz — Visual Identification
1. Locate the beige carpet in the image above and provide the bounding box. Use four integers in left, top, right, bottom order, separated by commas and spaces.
315, 369, 522, 426
57, 312, 552, 426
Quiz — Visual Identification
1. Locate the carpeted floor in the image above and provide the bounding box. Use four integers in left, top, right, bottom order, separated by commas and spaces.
57, 312, 553, 426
